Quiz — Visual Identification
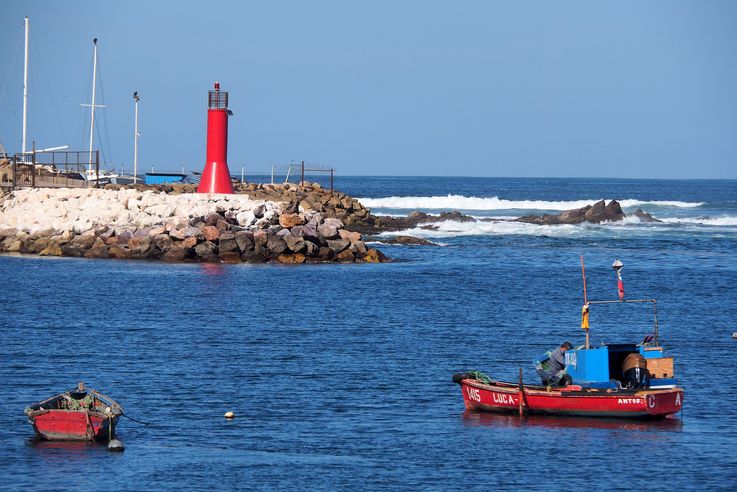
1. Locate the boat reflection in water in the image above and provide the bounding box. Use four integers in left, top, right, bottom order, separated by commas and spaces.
461, 410, 683, 432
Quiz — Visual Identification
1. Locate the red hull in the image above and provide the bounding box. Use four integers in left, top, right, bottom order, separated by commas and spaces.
28, 410, 119, 441
460, 379, 683, 418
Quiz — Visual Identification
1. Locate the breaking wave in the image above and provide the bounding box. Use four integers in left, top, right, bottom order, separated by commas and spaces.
358, 195, 704, 211
660, 216, 737, 226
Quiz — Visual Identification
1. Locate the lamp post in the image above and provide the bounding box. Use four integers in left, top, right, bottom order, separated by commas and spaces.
133, 91, 140, 184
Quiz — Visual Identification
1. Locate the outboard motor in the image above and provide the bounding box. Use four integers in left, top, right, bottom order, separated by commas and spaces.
622, 353, 651, 389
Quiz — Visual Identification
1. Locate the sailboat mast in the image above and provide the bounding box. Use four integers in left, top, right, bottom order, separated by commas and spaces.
87, 38, 98, 174
22, 17, 29, 155
133, 92, 139, 184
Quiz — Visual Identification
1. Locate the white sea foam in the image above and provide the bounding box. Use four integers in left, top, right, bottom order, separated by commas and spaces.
660, 216, 737, 226
358, 195, 704, 211
378, 220, 586, 239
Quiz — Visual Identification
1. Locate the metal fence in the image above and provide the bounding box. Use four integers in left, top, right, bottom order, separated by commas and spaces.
3, 150, 100, 190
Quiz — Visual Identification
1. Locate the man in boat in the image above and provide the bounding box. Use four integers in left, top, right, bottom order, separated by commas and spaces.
535, 341, 572, 387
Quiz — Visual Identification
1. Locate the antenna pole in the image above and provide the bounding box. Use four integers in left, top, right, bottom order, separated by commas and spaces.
22, 17, 29, 156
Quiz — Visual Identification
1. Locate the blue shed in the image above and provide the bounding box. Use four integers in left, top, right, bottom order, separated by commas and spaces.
144, 173, 188, 185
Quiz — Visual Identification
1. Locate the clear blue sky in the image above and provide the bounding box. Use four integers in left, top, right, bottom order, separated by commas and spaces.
1, 1, 736, 178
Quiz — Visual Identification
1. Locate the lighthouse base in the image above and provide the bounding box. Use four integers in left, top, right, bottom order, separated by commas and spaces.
197, 162, 234, 194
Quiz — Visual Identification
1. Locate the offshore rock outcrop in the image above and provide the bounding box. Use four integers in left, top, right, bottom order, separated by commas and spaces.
517, 200, 626, 225
0, 187, 387, 264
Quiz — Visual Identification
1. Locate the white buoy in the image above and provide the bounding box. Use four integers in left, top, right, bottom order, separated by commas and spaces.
732, 332, 737, 339
108, 439, 125, 452
224, 411, 235, 419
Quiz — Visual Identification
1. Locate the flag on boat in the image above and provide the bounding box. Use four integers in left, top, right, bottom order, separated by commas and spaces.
581, 303, 590, 329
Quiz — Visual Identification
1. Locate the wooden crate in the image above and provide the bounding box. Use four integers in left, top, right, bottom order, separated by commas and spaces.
646, 357, 674, 378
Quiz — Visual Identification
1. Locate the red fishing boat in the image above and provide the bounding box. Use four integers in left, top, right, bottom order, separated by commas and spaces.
454, 258, 684, 419
24, 383, 123, 441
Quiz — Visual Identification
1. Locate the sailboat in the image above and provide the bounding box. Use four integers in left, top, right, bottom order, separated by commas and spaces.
80, 38, 118, 185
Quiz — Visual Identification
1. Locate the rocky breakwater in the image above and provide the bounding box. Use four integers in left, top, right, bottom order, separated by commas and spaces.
0, 188, 387, 264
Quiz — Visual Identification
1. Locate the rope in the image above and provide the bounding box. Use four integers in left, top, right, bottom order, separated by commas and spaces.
468, 371, 493, 385
121, 412, 151, 425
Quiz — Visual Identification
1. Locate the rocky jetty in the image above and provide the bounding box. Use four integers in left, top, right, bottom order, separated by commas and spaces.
0, 187, 387, 264
517, 200, 625, 225
351, 210, 476, 235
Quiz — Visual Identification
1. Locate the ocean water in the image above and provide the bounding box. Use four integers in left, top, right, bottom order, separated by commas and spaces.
1, 177, 736, 490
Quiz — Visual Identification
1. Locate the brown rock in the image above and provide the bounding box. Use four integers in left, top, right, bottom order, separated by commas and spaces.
335, 249, 354, 262
364, 248, 387, 263
205, 213, 222, 226
253, 229, 268, 246
350, 240, 367, 254
195, 241, 217, 257
338, 229, 361, 243
182, 236, 198, 249
304, 240, 319, 256
219, 237, 238, 253
39, 241, 62, 257
84, 237, 109, 258
634, 208, 662, 223
279, 213, 304, 228
219, 251, 241, 263
381, 235, 437, 246
202, 225, 220, 241
153, 234, 173, 252
162, 245, 187, 261
277, 253, 306, 264
108, 246, 132, 259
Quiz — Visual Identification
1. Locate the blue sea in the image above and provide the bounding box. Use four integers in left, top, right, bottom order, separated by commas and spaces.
1, 177, 736, 490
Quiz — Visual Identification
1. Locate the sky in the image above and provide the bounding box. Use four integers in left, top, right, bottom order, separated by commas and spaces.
1, 1, 736, 178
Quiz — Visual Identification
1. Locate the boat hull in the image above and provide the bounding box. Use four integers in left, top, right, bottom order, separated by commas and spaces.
27, 410, 118, 441
460, 379, 683, 419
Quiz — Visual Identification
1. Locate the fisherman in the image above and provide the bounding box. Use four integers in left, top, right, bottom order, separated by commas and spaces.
535, 341, 572, 386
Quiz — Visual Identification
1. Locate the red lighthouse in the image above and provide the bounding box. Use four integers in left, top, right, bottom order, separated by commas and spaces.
197, 82, 234, 194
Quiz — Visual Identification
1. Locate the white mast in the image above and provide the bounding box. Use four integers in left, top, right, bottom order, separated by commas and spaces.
22, 17, 29, 156
133, 91, 139, 184
87, 38, 98, 175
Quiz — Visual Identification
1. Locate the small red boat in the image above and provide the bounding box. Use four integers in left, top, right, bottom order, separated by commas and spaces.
24, 383, 123, 441
454, 258, 684, 420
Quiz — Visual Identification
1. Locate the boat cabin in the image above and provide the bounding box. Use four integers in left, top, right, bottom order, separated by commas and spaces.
564, 343, 676, 390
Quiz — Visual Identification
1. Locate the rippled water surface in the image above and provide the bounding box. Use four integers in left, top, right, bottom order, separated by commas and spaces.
1, 177, 736, 490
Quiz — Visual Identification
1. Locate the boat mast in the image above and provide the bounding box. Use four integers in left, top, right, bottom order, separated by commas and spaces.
133, 91, 139, 184
22, 17, 29, 156
87, 38, 98, 175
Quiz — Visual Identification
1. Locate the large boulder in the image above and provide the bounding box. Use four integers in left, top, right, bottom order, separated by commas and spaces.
284, 234, 306, 253
202, 225, 220, 242
279, 213, 304, 228
327, 238, 350, 254
234, 230, 254, 253
266, 234, 288, 255
84, 237, 109, 258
